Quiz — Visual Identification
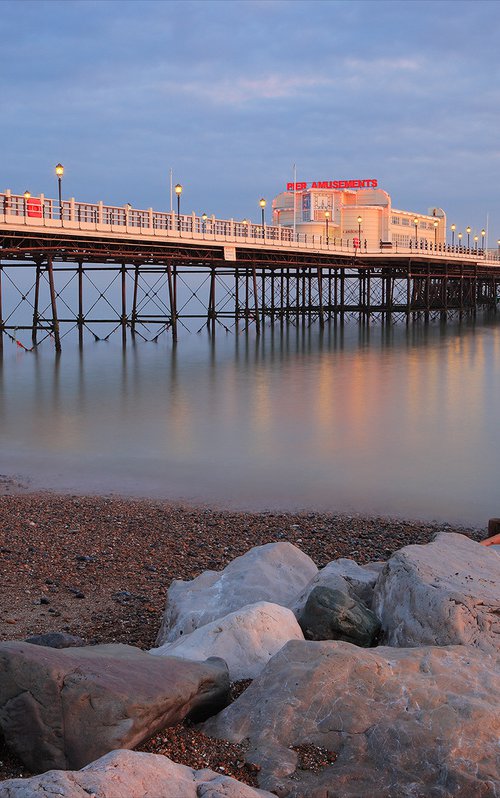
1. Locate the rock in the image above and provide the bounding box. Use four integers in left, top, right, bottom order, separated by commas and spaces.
0, 641, 229, 773
372, 531, 500, 653
298, 587, 380, 647
291, 558, 380, 616
151, 602, 304, 680
156, 542, 317, 645
0, 749, 275, 797
202, 639, 500, 798
24, 632, 87, 649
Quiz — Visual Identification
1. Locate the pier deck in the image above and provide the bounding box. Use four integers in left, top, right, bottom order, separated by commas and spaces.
1, 191, 499, 350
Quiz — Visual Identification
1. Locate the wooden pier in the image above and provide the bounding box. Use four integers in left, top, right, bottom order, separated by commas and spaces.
1, 191, 499, 351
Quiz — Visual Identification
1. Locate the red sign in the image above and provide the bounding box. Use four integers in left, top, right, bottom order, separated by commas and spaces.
286, 179, 378, 191
353, 237, 360, 249
27, 198, 42, 218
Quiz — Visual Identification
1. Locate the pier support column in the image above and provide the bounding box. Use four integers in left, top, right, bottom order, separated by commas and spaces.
32, 263, 41, 344
167, 263, 177, 342
317, 266, 324, 329
78, 261, 84, 347
120, 263, 127, 345
252, 266, 260, 334
47, 256, 61, 352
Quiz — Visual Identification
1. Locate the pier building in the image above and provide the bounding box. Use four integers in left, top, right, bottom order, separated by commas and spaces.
272, 181, 446, 250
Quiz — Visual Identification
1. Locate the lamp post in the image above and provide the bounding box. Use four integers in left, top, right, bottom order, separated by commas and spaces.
458, 232, 463, 249
259, 198, 266, 236
23, 190, 31, 217
242, 219, 249, 239
481, 228, 486, 252
202, 212, 207, 234
433, 220, 438, 248
497, 239, 500, 259
474, 235, 478, 252
175, 183, 182, 231
357, 215, 362, 246
466, 226, 471, 249
55, 163, 64, 220
325, 210, 330, 244
414, 217, 419, 246
450, 223, 456, 247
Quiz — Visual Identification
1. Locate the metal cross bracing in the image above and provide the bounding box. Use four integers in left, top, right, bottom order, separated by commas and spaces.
0, 229, 499, 352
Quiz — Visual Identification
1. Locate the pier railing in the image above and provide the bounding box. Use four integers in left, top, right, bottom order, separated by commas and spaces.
1, 190, 499, 264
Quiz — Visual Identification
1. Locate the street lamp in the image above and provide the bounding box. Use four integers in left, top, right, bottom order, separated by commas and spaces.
474, 234, 478, 252
55, 163, 64, 220
357, 215, 362, 246
23, 190, 31, 216
433, 220, 438, 248
242, 218, 249, 238
466, 226, 471, 249
458, 232, 463, 249
325, 210, 330, 244
450, 223, 456, 247
414, 217, 419, 246
259, 198, 266, 235
202, 212, 207, 234
497, 239, 500, 258
175, 183, 183, 230
481, 228, 486, 252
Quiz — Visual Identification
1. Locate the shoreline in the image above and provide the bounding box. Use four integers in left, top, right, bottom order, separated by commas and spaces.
0, 491, 484, 782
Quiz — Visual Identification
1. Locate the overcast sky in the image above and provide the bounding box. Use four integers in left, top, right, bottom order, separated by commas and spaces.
1, 0, 499, 238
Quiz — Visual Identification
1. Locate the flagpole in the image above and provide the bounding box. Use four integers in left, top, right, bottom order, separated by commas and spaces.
293, 163, 297, 240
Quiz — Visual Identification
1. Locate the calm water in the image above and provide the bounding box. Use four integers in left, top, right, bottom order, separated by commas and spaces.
1, 319, 499, 525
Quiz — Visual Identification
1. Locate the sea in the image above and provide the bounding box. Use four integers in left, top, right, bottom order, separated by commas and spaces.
1, 316, 499, 526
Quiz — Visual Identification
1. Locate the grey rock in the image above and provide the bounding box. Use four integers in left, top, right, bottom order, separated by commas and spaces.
0, 749, 275, 797
202, 639, 500, 798
24, 632, 87, 649
372, 531, 500, 653
151, 601, 304, 680
156, 542, 317, 646
291, 558, 379, 617
298, 587, 380, 646
0, 641, 229, 774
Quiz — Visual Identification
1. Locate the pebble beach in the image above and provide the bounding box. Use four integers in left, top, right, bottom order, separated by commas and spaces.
0, 489, 483, 785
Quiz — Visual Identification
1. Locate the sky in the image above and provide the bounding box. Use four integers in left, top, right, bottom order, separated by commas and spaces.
1, 0, 499, 239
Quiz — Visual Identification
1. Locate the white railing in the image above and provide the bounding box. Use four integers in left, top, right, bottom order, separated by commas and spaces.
1, 190, 499, 264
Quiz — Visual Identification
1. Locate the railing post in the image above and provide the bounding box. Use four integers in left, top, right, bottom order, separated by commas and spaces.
148, 208, 153, 229
191, 211, 196, 234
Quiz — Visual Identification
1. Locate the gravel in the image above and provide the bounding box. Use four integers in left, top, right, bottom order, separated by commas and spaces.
0, 492, 483, 783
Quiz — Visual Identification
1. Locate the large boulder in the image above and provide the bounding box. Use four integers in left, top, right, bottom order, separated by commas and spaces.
202, 640, 500, 798
291, 558, 380, 616
298, 587, 380, 646
372, 532, 500, 653
151, 602, 304, 681
0, 749, 275, 797
156, 542, 317, 646
0, 641, 229, 774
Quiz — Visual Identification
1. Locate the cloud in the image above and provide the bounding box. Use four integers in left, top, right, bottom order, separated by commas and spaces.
158, 74, 335, 106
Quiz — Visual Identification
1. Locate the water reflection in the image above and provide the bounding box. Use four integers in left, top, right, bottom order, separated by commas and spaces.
0, 319, 499, 524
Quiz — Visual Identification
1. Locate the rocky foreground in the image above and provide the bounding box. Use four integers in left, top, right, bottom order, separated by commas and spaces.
0, 494, 498, 797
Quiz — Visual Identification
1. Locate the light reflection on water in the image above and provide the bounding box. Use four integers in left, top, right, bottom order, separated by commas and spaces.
0, 319, 499, 525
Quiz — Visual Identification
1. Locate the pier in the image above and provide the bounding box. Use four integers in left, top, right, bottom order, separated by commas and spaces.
1, 190, 499, 351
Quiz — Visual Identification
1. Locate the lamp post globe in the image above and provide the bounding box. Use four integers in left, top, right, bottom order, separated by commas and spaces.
481, 229, 486, 252
450, 223, 456, 247
466, 226, 471, 249
55, 163, 64, 220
